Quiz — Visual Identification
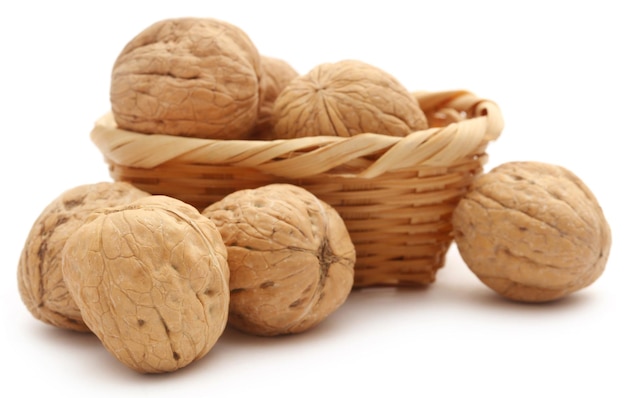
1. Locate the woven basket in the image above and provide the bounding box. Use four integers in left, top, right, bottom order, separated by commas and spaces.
90, 90, 504, 288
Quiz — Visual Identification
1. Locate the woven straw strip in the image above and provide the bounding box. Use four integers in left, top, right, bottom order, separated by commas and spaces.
91, 91, 503, 180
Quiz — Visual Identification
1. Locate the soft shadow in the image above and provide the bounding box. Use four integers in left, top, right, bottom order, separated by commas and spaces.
32, 324, 149, 380
32, 324, 207, 381
470, 288, 597, 312
215, 325, 294, 347
342, 284, 434, 311
170, 316, 352, 378
33, 323, 100, 348
348, 284, 433, 304
351, 283, 432, 295
210, 286, 434, 350
215, 312, 346, 348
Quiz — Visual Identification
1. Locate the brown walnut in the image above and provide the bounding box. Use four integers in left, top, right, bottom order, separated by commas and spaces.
110, 17, 262, 139
62, 195, 230, 373
251, 56, 299, 139
17, 181, 149, 332
272, 59, 428, 138
452, 161, 611, 302
202, 184, 355, 336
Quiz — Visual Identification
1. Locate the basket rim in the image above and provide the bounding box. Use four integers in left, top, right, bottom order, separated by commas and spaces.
91, 90, 504, 179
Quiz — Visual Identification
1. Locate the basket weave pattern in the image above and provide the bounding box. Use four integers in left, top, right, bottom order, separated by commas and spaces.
91, 90, 504, 287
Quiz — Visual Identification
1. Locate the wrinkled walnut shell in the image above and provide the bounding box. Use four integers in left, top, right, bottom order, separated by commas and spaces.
17, 181, 150, 332
62, 196, 230, 373
272, 59, 428, 138
202, 184, 355, 336
110, 17, 262, 139
452, 161, 611, 302
251, 56, 299, 139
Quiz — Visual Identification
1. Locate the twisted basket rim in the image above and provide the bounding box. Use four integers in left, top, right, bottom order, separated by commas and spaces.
90, 90, 504, 179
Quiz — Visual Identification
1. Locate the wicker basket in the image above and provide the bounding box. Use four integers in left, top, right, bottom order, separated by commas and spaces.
90, 90, 504, 288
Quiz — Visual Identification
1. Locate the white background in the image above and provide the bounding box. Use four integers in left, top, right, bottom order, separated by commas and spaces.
1, 1, 624, 397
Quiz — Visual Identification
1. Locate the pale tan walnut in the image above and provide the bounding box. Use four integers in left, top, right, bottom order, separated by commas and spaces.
110, 17, 262, 139
202, 184, 355, 337
17, 181, 150, 332
62, 195, 230, 373
251, 56, 299, 139
272, 59, 428, 138
452, 161, 611, 303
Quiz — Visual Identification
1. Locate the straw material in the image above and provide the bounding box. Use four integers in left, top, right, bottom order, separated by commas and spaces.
90, 90, 504, 287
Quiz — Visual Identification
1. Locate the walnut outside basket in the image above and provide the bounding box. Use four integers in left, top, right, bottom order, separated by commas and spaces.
90, 90, 504, 288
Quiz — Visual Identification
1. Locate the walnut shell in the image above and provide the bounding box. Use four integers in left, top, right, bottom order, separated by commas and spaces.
202, 184, 355, 336
17, 182, 150, 332
110, 17, 262, 139
452, 161, 611, 302
62, 196, 229, 373
272, 59, 428, 138
251, 56, 299, 139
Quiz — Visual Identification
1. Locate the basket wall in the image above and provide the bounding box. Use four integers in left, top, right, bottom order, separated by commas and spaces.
92, 90, 503, 288
105, 149, 489, 287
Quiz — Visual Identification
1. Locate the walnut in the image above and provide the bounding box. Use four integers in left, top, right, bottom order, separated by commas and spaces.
452, 161, 611, 302
251, 56, 299, 139
110, 17, 262, 139
271, 59, 428, 138
17, 181, 150, 332
202, 184, 355, 336
61, 195, 230, 373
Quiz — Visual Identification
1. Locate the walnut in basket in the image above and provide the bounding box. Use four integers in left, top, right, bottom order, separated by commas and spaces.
110, 17, 263, 140
17, 182, 150, 332
251, 56, 299, 139
62, 196, 230, 373
452, 161, 611, 303
202, 184, 355, 336
272, 59, 428, 138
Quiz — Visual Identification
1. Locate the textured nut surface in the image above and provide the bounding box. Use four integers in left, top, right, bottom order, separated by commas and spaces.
272, 59, 428, 138
62, 196, 229, 373
452, 161, 611, 302
111, 17, 262, 139
251, 56, 299, 139
203, 184, 355, 336
17, 182, 149, 332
